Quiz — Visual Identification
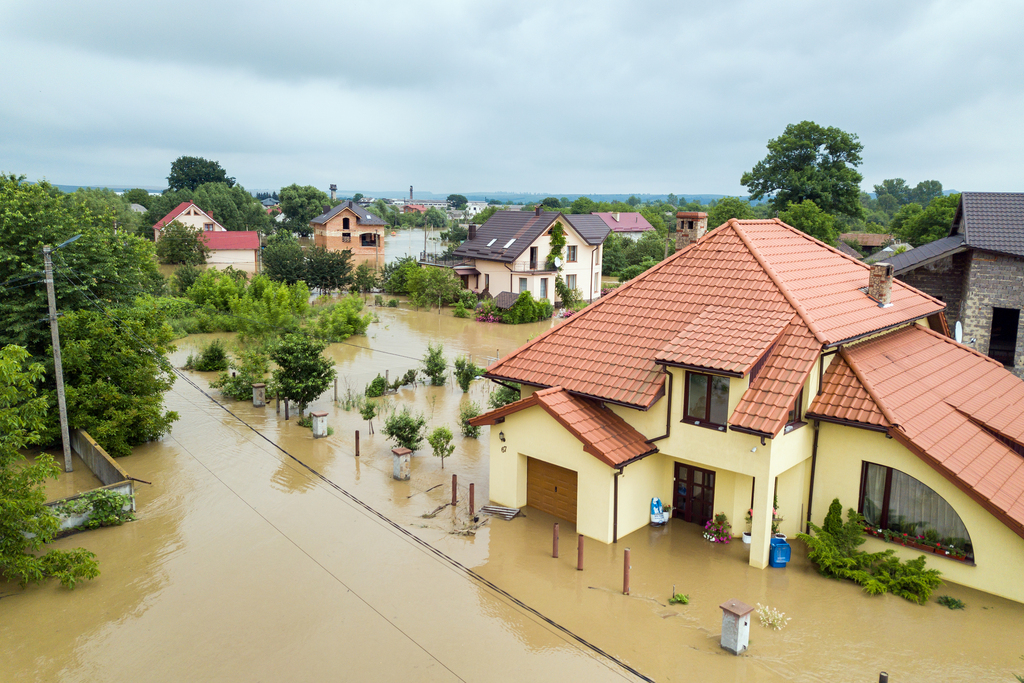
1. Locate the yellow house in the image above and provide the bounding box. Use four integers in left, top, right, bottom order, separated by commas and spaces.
470, 218, 1024, 604
448, 207, 608, 303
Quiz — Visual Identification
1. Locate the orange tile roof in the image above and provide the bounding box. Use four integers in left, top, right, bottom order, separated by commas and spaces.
468, 387, 657, 467
806, 356, 888, 429
809, 324, 1024, 539
485, 219, 943, 409
730, 317, 821, 436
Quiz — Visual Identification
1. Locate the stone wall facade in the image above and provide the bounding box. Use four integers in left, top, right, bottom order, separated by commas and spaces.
960, 251, 1024, 378
897, 251, 969, 327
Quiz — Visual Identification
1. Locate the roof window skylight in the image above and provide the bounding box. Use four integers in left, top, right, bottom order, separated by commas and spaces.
503, 238, 516, 248
487, 238, 497, 246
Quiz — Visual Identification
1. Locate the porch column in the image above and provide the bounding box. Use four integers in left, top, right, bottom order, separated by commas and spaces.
749, 473, 774, 569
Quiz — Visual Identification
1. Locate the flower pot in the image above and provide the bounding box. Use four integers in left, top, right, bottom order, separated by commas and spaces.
773, 533, 787, 540
742, 532, 751, 544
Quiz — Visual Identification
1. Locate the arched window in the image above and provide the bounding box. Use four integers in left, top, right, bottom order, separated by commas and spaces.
343, 217, 350, 230
859, 462, 973, 558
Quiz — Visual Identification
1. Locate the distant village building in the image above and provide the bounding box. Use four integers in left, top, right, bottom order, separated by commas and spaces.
310, 200, 388, 270
593, 211, 654, 241
152, 201, 259, 272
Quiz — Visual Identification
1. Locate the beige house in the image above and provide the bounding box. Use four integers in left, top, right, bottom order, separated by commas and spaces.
153, 202, 259, 273
470, 218, 1024, 604
310, 200, 388, 270
447, 208, 609, 303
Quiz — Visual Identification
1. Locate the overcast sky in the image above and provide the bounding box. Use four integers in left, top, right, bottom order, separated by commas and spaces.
1, 0, 1021, 197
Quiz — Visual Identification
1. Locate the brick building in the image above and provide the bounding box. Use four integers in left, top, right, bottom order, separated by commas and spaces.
310, 200, 388, 270
889, 192, 1024, 377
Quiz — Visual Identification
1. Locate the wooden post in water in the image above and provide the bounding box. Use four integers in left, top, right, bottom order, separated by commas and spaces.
334, 378, 338, 402
284, 399, 289, 421
469, 483, 475, 516
552, 523, 560, 558
623, 548, 631, 595
878, 674, 888, 683
355, 430, 360, 457
451, 474, 457, 505
577, 534, 584, 570
276, 393, 280, 414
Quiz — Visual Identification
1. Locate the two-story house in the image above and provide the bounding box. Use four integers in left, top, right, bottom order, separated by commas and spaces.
470, 218, 1024, 604
888, 192, 1024, 378
449, 207, 609, 303
153, 201, 259, 272
310, 200, 388, 269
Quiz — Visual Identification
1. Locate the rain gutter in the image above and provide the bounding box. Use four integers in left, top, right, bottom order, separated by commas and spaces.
648, 367, 673, 442
806, 420, 820, 534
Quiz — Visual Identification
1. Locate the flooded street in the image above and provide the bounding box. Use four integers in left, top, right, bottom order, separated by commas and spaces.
3, 305, 1024, 682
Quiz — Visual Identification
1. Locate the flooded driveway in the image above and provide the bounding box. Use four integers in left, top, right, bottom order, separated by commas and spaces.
3, 305, 1023, 682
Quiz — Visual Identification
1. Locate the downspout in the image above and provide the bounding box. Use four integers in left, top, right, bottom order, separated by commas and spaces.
614, 467, 623, 543
649, 366, 673, 442
590, 246, 596, 301
806, 419, 820, 533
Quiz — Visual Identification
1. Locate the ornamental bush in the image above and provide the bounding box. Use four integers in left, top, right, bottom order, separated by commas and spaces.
382, 406, 427, 451
422, 342, 447, 386
459, 401, 481, 438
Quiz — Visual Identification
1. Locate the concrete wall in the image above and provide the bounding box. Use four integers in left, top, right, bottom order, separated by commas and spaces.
812, 421, 1024, 603
960, 250, 1024, 377
46, 429, 136, 532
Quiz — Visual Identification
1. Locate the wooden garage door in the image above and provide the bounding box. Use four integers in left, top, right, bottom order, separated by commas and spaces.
527, 458, 578, 524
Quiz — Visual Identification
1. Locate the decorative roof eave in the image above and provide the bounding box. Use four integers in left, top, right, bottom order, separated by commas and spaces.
804, 412, 890, 433
654, 361, 744, 378
825, 316, 944, 350
728, 424, 774, 440
480, 372, 663, 412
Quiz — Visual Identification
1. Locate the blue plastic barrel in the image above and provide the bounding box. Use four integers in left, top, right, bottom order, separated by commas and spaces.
768, 537, 792, 568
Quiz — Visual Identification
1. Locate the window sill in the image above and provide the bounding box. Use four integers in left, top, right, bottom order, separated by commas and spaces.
681, 418, 727, 432
864, 528, 974, 565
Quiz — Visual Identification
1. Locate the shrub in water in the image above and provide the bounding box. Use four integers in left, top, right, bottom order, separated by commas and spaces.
365, 374, 388, 398
459, 401, 481, 438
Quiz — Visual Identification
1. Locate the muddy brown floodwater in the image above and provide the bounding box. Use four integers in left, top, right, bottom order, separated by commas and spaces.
3, 304, 1024, 682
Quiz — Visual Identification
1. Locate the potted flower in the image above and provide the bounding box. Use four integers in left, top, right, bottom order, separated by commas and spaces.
771, 495, 785, 539
704, 513, 732, 544
743, 509, 752, 544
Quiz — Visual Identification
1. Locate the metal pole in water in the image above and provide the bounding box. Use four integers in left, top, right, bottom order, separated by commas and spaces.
452, 474, 457, 505
355, 430, 360, 457
577, 534, 584, 570
552, 523, 559, 558
43, 246, 73, 473
623, 548, 631, 595
469, 483, 475, 516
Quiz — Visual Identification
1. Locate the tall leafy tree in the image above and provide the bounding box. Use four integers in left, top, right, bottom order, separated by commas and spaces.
192, 182, 270, 232
569, 196, 596, 214
262, 233, 306, 284
166, 156, 235, 192
155, 220, 210, 265
741, 121, 864, 219
892, 193, 960, 246
909, 180, 944, 207
0, 345, 100, 588
305, 245, 353, 294
279, 184, 332, 235
270, 334, 336, 415
707, 196, 755, 228
423, 206, 447, 228
446, 194, 468, 210
121, 188, 153, 209
778, 200, 838, 245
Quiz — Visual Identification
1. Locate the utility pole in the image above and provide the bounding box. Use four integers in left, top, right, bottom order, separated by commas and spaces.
43, 246, 73, 472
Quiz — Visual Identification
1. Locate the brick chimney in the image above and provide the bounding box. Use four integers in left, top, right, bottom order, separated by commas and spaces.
674, 211, 708, 249
867, 262, 893, 307
535, 205, 542, 216
468, 224, 477, 241
322, 205, 330, 214
207, 209, 213, 220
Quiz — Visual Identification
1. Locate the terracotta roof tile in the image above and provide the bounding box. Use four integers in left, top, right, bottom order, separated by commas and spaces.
200, 231, 259, 250
468, 387, 657, 467
811, 324, 1024, 538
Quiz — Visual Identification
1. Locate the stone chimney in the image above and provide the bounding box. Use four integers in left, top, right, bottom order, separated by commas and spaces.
468, 224, 477, 241
330, 184, 337, 201
867, 262, 894, 307
674, 211, 708, 249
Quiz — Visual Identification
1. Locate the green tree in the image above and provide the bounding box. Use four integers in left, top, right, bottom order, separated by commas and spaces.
569, 196, 596, 214
427, 426, 455, 469
121, 188, 153, 209
459, 401, 481, 438
192, 182, 270, 232
279, 184, 332, 234
310, 296, 372, 342
488, 382, 520, 409
167, 156, 235, 192
0, 175, 164, 358
407, 266, 462, 309
666, 193, 678, 206
422, 342, 447, 386
423, 206, 447, 229
155, 220, 210, 265
67, 187, 143, 236
262, 233, 306, 284
892, 193, 960, 247
51, 307, 179, 457
470, 206, 499, 224
305, 245, 353, 294
352, 193, 364, 203
741, 121, 864, 218
873, 178, 911, 208
171, 263, 202, 295
453, 356, 483, 393
447, 194, 468, 210
707, 196, 755, 228
382, 256, 419, 294
909, 180, 944, 207
0, 345, 100, 588
269, 334, 336, 415
541, 197, 561, 209
351, 262, 379, 296
382, 406, 427, 451
778, 199, 838, 245
627, 195, 641, 207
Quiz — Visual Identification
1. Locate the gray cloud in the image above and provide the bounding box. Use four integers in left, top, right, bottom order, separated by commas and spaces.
2, 0, 1022, 195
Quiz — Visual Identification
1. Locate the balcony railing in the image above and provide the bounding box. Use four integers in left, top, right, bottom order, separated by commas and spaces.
419, 252, 467, 267
509, 260, 555, 272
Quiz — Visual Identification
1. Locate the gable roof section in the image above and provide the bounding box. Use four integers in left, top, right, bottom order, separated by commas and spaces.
888, 234, 967, 274
485, 219, 944, 409
730, 318, 821, 437
952, 192, 1024, 258
563, 213, 611, 245
200, 231, 259, 250
809, 324, 1024, 539
311, 200, 387, 226
453, 211, 558, 262
153, 201, 220, 231
593, 212, 654, 234
468, 387, 658, 467
834, 240, 863, 259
